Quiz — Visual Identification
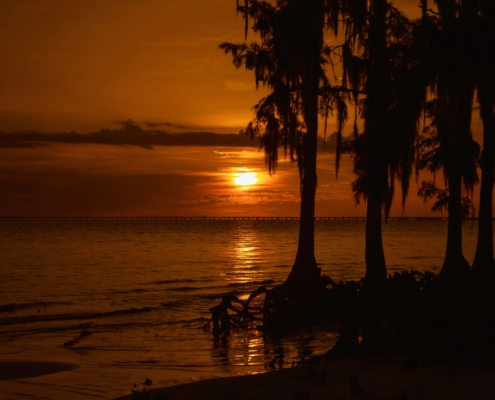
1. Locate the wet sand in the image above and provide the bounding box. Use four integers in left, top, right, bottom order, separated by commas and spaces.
2, 356, 495, 399
114, 355, 495, 400
0, 361, 78, 381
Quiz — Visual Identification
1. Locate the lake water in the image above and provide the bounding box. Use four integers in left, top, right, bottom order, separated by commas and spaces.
0, 219, 485, 399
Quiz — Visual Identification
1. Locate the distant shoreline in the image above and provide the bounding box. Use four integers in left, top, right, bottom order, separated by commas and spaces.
1, 216, 491, 221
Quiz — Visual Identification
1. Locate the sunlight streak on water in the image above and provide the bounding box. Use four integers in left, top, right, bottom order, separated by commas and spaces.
232, 225, 263, 283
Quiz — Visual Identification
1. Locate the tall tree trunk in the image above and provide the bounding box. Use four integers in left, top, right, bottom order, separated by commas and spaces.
360, 0, 388, 354
441, 164, 470, 276
285, 121, 320, 294
284, 0, 323, 296
365, 192, 387, 285
472, 93, 495, 274
438, 80, 474, 277
361, 189, 387, 354
364, 0, 388, 287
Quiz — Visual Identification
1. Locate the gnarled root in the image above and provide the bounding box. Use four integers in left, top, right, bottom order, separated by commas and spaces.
207, 274, 338, 334
204, 286, 268, 335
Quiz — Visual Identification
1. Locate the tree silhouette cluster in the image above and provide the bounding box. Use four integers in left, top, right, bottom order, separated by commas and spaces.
208, 0, 495, 363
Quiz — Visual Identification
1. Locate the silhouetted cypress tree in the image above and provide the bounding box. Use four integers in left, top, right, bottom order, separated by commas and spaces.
472, 0, 495, 274
220, 0, 347, 299
418, 0, 480, 277
342, 1, 426, 288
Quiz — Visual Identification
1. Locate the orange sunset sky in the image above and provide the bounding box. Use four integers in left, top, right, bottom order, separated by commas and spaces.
0, 1, 489, 217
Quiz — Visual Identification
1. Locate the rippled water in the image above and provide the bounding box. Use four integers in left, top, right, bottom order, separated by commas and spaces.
0, 219, 484, 399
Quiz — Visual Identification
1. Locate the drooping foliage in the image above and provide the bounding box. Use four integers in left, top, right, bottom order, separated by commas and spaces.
418, 180, 476, 218
221, 0, 348, 180
342, 2, 426, 218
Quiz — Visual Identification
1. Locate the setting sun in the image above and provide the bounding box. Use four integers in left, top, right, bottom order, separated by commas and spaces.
234, 172, 258, 186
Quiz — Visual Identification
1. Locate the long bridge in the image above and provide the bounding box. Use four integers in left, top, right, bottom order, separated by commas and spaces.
0, 216, 460, 221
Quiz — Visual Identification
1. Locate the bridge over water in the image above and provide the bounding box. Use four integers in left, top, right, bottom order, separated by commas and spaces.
0, 216, 458, 221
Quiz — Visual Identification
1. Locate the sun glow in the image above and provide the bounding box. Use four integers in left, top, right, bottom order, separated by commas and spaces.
234, 172, 258, 186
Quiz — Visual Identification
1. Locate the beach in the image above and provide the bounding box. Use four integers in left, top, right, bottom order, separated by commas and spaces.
0, 361, 78, 381
2, 356, 494, 400
112, 355, 495, 400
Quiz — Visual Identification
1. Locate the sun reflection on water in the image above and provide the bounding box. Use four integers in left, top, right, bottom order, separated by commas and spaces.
203, 222, 342, 377
229, 225, 263, 284
210, 326, 338, 371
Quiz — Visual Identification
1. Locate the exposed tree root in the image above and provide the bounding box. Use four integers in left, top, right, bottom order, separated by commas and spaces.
204, 274, 340, 335
204, 286, 267, 335
206, 268, 495, 367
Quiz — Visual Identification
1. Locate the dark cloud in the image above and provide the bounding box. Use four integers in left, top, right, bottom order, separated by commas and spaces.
0, 120, 257, 149
0, 120, 344, 151
144, 121, 191, 130
144, 121, 173, 128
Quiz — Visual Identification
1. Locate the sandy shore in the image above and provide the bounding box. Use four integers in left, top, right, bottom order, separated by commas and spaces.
0, 361, 78, 381
113, 355, 495, 400
2, 356, 495, 399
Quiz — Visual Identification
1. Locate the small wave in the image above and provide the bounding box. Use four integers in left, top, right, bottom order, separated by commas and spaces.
225, 279, 276, 288
163, 290, 248, 306
171, 317, 209, 325
403, 256, 430, 260
167, 279, 275, 293
112, 288, 148, 295
161, 299, 187, 308
0, 301, 71, 313
167, 286, 203, 292
69, 346, 153, 352
154, 279, 196, 285
148, 279, 198, 285
0, 306, 157, 327
197, 290, 242, 300
2, 321, 95, 339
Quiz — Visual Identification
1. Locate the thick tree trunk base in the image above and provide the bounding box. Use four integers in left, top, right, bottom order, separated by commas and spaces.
261, 263, 333, 330
283, 258, 323, 298
440, 256, 471, 279
472, 255, 495, 277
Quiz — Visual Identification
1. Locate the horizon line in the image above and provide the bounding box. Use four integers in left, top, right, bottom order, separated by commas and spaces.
1, 216, 487, 221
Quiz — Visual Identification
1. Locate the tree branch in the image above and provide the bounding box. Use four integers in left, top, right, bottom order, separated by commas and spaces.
418, 5, 441, 17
